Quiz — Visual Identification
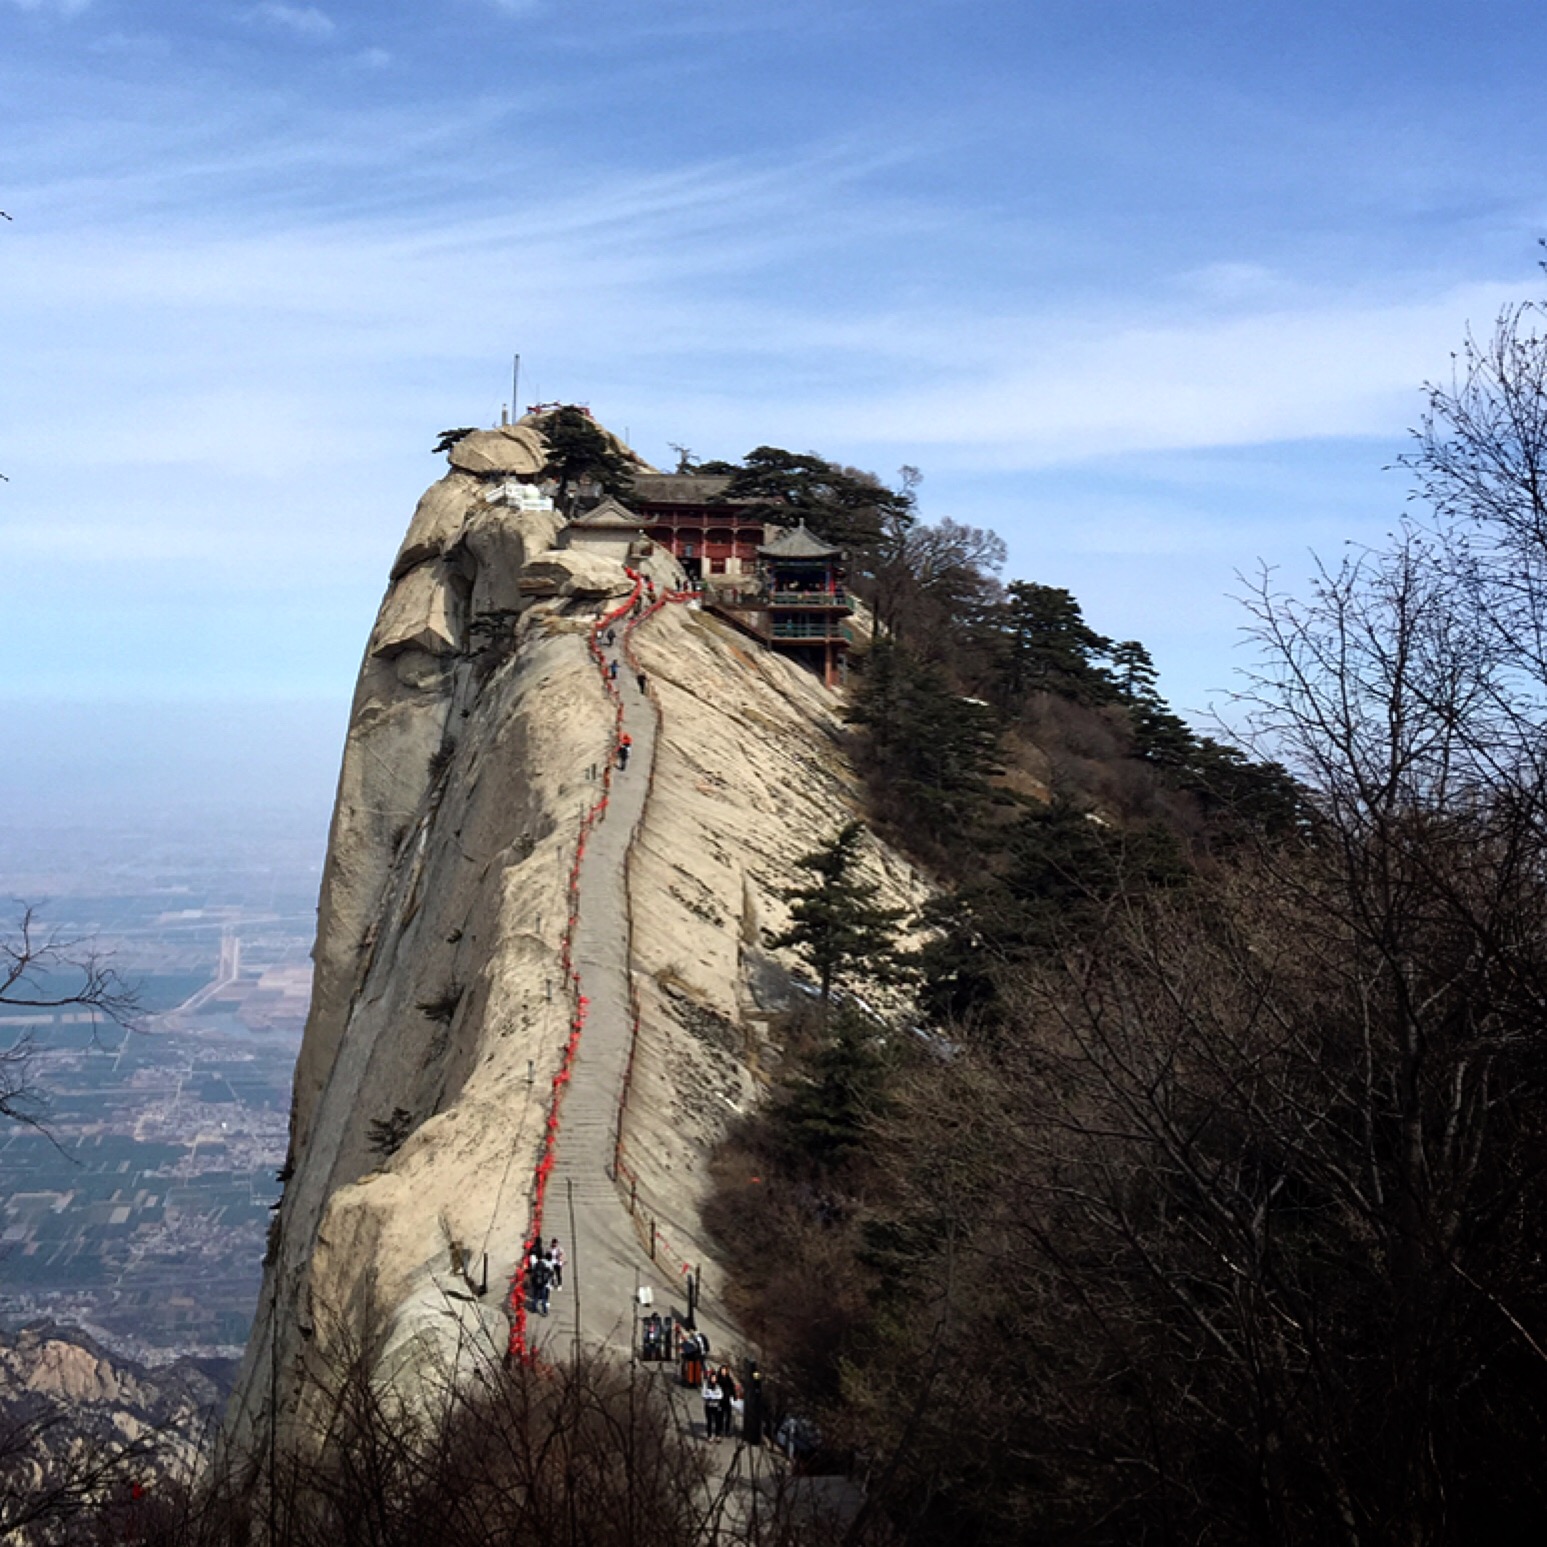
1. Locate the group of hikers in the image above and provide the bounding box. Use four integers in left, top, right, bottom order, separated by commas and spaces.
603, 650, 649, 698
603, 633, 649, 693
523, 1238, 565, 1317
600, 626, 647, 773
677, 1328, 762, 1445
698, 1362, 745, 1443
643, 1316, 767, 1445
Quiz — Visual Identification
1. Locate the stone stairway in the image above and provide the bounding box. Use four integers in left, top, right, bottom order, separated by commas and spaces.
521, 601, 853, 1532
530, 621, 697, 1359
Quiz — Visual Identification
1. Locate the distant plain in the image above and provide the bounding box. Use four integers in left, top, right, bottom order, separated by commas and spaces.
0, 818, 320, 1360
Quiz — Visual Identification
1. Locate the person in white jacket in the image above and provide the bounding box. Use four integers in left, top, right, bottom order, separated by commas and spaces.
701, 1371, 725, 1442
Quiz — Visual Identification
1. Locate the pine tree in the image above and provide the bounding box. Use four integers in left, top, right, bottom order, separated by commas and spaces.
989, 581, 1115, 706
539, 406, 636, 511
847, 643, 1002, 827
711, 446, 914, 550
770, 822, 911, 1020
777, 1005, 894, 1169
1105, 638, 1160, 703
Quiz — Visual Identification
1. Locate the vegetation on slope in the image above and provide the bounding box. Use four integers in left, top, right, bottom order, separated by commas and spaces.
704, 300, 1547, 1543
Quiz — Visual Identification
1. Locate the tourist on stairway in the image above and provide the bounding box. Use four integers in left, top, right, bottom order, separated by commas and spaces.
527, 1250, 552, 1317
717, 1364, 741, 1437
702, 1370, 725, 1442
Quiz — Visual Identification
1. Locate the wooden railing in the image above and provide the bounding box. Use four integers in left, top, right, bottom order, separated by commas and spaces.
770, 616, 846, 640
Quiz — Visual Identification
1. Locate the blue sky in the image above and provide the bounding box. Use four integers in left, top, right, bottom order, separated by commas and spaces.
3, 0, 1546, 838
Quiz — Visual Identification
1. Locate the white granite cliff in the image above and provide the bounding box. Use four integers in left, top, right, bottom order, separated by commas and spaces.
228, 441, 930, 1446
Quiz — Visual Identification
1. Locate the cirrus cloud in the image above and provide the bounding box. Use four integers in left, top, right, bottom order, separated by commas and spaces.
250, 3, 335, 40
4, 0, 90, 15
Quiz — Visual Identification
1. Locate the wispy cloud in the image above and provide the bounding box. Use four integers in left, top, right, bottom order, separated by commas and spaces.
4, 0, 90, 15
0, 31, 1539, 722
88, 30, 172, 57
0, 97, 1524, 487
810, 284, 1525, 470
250, 3, 335, 40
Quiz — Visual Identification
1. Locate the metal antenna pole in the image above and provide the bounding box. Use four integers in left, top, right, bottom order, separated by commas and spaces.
513, 354, 521, 417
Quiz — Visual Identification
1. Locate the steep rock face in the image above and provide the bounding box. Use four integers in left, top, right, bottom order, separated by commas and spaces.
287, 473, 567, 1165
231, 460, 930, 1446
616, 606, 931, 1304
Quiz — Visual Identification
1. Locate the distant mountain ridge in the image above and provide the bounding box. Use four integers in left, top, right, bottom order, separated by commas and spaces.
0, 1319, 231, 1539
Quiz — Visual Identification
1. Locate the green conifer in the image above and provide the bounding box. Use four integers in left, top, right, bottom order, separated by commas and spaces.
770, 822, 911, 1021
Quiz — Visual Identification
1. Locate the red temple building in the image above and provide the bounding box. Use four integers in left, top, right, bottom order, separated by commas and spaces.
626, 474, 766, 582
560, 472, 854, 688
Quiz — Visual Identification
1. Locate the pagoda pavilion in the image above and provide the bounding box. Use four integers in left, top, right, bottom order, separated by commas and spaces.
558, 495, 650, 562
707, 522, 852, 687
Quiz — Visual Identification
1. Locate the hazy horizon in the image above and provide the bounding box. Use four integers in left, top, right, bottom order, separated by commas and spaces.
1, 698, 341, 882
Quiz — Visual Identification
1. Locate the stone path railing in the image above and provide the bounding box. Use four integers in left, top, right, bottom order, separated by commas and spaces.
503, 576, 645, 1362
506, 581, 712, 1364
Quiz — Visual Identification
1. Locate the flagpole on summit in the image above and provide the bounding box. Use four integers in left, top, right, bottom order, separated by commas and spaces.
512, 353, 521, 418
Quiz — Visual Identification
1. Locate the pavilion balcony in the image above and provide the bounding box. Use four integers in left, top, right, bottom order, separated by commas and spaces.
770, 616, 849, 640
766, 590, 852, 608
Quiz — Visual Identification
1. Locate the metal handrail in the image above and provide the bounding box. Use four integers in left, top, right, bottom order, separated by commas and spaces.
768, 590, 851, 607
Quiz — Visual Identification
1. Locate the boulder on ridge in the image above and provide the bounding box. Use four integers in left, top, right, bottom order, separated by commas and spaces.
371, 563, 460, 658
517, 548, 634, 599
392, 472, 483, 579
448, 425, 548, 478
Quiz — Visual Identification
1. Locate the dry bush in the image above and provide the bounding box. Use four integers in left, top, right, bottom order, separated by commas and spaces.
100, 1308, 891, 1547
704, 1149, 873, 1404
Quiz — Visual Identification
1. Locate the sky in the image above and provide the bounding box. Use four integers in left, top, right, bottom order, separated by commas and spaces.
4, 0, 1547, 847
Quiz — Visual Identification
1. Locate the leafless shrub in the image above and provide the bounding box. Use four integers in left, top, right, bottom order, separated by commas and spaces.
112, 1304, 880, 1547
1, 906, 140, 1129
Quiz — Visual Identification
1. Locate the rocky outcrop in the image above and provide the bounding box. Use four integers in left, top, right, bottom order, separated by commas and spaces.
0, 1322, 230, 1536
446, 424, 547, 478
230, 434, 931, 1450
